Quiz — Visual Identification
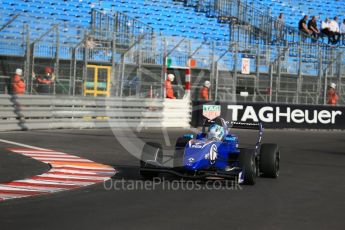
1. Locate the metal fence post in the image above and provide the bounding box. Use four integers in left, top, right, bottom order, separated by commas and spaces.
30, 43, 35, 94
161, 37, 167, 99
24, 24, 31, 94
71, 47, 77, 96
210, 42, 216, 100
336, 51, 343, 97
214, 62, 219, 101
54, 25, 60, 95
137, 35, 142, 97
254, 44, 260, 102
276, 46, 282, 102
297, 41, 302, 104
233, 43, 238, 101
91, 9, 96, 32
316, 46, 322, 104
338, 51, 344, 103
111, 31, 117, 96
269, 63, 273, 103
82, 34, 88, 96
323, 65, 328, 105
119, 53, 125, 97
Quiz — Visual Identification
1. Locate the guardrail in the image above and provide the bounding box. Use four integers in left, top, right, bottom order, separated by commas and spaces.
0, 95, 191, 131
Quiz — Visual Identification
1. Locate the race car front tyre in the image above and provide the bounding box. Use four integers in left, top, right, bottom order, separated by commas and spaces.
140, 142, 163, 179
259, 143, 280, 178
239, 149, 257, 185
173, 137, 191, 169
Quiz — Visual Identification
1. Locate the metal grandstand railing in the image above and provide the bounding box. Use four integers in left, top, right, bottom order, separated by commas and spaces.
1, 26, 345, 104
1, 8, 345, 105
90, 9, 155, 49
182, 0, 311, 45
0, 9, 88, 96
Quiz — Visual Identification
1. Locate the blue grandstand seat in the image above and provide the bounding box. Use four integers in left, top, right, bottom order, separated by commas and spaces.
0, 0, 344, 59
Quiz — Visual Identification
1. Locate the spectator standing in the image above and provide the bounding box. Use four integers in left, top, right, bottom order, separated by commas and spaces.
275, 13, 285, 42
298, 15, 312, 41
200, 80, 211, 101
165, 74, 176, 99
340, 19, 345, 45
11, 68, 25, 95
321, 18, 334, 43
329, 16, 340, 44
85, 36, 98, 49
327, 83, 339, 105
308, 16, 320, 41
33, 67, 55, 94
85, 36, 98, 59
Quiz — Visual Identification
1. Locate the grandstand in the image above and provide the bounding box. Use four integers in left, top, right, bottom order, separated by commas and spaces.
0, 0, 344, 105
1, 0, 343, 43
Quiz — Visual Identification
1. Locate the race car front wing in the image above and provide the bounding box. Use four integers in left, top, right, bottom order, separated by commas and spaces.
140, 165, 244, 183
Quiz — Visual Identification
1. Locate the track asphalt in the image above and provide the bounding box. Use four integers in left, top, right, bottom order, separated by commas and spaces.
0, 128, 344, 230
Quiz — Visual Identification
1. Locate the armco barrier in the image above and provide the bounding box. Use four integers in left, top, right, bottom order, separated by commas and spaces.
192, 101, 345, 129
0, 95, 191, 131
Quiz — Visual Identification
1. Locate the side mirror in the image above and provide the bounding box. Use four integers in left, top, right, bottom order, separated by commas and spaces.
224, 135, 237, 142
183, 134, 194, 139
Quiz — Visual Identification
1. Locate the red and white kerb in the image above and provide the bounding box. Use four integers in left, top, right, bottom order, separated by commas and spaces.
0, 148, 116, 202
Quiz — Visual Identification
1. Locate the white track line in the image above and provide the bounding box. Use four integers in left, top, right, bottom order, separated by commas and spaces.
14, 179, 86, 186
21, 154, 80, 158
33, 158, 93, 162
50, 169, 111, 175
37, 173, 107, 180
0, 139, 49, 150
53, 165, 115, 171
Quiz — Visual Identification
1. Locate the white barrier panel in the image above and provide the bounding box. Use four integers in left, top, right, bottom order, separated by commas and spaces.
162, 98, 191, 128
0, 95, 191, 131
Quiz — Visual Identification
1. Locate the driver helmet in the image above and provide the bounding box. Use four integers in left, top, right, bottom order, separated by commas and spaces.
208, 123, 225, 141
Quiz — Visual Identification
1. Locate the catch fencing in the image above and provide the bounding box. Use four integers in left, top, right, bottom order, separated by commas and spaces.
1, 9, 345, 106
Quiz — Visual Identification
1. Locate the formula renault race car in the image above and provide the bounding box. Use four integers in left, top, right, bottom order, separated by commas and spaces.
139, 117, 280, 185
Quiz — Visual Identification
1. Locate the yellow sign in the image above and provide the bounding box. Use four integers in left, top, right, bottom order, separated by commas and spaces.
84, 65, 111, 97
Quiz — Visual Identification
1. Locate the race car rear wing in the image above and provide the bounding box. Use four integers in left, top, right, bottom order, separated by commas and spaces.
202, 119, 262, 131
230, 121, 263, 150
230, 121, 263, 131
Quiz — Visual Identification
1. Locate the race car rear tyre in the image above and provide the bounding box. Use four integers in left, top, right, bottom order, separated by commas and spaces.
173, 137, 191, 169
259, 143, 280, 178
239, 149, 257, 185
140, 142, 163, 179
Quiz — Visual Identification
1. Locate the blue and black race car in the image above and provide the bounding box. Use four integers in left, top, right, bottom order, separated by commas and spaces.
140, 117, 280, 185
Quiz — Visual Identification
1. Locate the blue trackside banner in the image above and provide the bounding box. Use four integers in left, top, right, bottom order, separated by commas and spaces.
192, 101, 345, 129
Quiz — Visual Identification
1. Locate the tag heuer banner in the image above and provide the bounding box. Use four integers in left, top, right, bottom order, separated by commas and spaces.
192, 101, 345, 129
